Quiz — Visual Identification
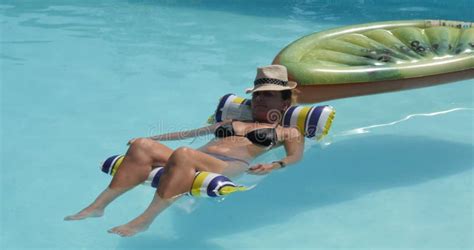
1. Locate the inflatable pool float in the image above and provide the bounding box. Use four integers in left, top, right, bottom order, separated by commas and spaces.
273, 20, 474, 103
101, 155, 251, 198
99, 94, 336, 198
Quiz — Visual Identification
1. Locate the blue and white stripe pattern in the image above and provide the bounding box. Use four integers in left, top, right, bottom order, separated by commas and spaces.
212, 93, 252, 123
282, 105, 335, 140
189, 172, 246, 197
101, 155, 124, 175
147, 167, 165, 188
100, 155, 249, 197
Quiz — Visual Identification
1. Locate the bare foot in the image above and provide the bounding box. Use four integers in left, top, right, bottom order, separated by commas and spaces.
107, 222, 149, 237
64, 206, 104, 221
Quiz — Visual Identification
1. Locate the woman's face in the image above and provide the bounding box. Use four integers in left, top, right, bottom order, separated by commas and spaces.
251, 91, 289, 123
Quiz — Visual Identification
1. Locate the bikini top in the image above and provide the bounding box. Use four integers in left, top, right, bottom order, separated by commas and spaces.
214, 121, 278, 148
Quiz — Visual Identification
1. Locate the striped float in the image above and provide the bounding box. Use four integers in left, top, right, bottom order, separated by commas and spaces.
209, 93, 253, 123
100, 155, 250, 198
282, 105, 335, 140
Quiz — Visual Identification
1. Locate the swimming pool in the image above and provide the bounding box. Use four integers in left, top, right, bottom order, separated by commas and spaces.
1, 0, 472, 249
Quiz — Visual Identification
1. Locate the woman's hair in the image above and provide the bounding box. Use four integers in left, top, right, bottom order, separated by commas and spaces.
281, 89, 297, 105
281, 90, 292, 100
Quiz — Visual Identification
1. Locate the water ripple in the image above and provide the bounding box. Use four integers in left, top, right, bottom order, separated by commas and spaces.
337, 108, 474, 137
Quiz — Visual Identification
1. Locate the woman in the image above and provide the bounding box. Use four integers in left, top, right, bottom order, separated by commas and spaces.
65, 65, 305, 237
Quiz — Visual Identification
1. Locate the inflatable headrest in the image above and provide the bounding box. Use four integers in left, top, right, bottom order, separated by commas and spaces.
209, 94, 335, 140
208, 94, 253, 123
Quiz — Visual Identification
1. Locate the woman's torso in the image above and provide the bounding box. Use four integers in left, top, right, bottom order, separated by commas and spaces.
199, 121, 287, 161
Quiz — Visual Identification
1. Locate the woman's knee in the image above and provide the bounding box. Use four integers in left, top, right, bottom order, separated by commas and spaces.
129, 138, 156, 153
128, 138, 173, 166
168, 147, 194, 165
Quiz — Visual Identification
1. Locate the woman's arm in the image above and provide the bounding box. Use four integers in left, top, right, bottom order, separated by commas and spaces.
128, 123, 223, 145
149, 123, 220, 141
248, 127, 304, 175
278, 127, 305, 166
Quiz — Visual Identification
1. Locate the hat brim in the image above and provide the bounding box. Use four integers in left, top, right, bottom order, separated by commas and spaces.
245, 81, 297, 94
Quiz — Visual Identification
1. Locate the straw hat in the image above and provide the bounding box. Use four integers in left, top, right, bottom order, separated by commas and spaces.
245, 65, 297, 93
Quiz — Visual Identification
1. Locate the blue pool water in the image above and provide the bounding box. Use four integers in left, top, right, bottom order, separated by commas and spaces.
1, 0, 473, 249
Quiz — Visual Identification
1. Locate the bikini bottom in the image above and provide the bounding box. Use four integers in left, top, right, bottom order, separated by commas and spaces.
203, 152, 250, 166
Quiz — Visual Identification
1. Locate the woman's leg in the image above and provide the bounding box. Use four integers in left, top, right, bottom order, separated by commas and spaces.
64, 138, 173, 220
108, 147, 246, 237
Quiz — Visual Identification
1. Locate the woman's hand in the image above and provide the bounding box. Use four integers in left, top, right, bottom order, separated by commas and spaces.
247, 163, 281, 175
